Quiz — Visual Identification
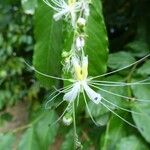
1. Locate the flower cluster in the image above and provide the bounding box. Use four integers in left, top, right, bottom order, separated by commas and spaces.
42, 0, 103, 147
63, 56, 102, 104
25, 1, 150, 147
43, 0, 90, 27
40, 0, 150, 130
21, 0, 150, 149
42, 0, 102, 107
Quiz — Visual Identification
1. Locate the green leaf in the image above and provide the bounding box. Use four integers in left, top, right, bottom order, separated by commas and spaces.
100, 115, 128, 150
0, 133, 15, 150
131, 83, 150, 101
60, 129, 74, 150
87, 101, 110, 126
126, 40, 149, 57
131, 83, 150, 143
132, 103, 150, 143
33, 0, 63, 88
108, 51, 135, 69
35, 110, 58, 149
21, 0, 37, 15
18, 127, 41, 150
116, 135, 149, 150
85, 0, 108, 76
88, 75, 129, 125
100, 75, 129, 108
88, 100, 109, 117
137, 60, 150, 76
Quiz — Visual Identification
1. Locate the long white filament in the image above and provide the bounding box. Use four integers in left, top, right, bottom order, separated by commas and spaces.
100, 101, 137, 128
89, 77, 150, 87
50, 102, 72, 126
24, 60, 74, 82
91, 53, 150, 80
90, 84, 150, 103
45, 84, 73, 109
101, 96, 144, 115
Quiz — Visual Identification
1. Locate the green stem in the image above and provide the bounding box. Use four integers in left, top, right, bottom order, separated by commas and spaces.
72, 102, 77, 150
103, 115, 111, 150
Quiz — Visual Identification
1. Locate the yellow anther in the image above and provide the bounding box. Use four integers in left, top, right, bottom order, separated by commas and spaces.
74, 64, 83, 80
68, 0, 76, 5
73, 56, 88, 81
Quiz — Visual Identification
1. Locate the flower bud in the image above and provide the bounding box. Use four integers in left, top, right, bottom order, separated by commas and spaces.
63, 114, 73, 126
77, 18, 86, 27
75, 37, 85, 50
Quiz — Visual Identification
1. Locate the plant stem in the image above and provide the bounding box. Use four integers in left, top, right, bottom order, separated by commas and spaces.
73, 102, 77, 150
102, 115, 111, 150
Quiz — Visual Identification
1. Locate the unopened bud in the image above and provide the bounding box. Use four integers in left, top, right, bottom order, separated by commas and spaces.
75, 37, 85, 50
77, 18, 86, 27
63, 114, 73, 126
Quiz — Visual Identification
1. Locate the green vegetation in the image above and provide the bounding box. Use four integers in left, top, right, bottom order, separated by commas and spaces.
0, 0, 150, 149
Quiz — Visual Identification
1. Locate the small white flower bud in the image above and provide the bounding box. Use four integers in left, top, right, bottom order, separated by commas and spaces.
63, 114, 73, 126
76, 37, 85, 50
77, 18, 86, 27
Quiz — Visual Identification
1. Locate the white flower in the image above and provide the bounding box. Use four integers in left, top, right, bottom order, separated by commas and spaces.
24, 53, 150, 127
63, 56, 102, 104
43, 0, 83, 27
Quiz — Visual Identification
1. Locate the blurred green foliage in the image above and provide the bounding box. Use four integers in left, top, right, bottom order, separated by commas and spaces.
0, 0, 150, 150
0, 0, 39, 110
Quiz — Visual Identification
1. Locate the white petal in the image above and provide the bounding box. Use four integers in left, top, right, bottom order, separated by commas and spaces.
53, 8, 69, 21
63, 82, 80, 102
72, 56, 80, 66
76, 37, 85, 50
83, 83, 101, 104
70, 10, 76, 27
82, 56, 88, 66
